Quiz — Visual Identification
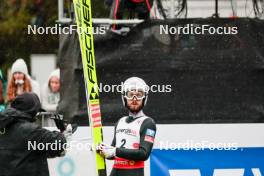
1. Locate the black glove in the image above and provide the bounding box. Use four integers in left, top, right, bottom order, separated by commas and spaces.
53, 114, 67, 132
53, 115, 78, 133
37, 112, 78, 133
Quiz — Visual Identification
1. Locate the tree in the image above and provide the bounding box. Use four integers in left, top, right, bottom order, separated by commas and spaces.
0, 0, 108, 73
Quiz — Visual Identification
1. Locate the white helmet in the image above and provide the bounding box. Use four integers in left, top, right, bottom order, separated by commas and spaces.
121, 77, 149, 107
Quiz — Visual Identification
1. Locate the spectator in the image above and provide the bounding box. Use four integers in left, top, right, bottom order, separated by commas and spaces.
0, 69, 6, 112
0, 79, 3, 104
0, 79, 4, 112
0, 92, 68, 176
41, 69, 60, 126
7, 58, 40, 103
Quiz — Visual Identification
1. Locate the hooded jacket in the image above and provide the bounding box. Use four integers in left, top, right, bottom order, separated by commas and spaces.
11, 58, 41, 99
0, 93, 66, 176
41, 69, 60, 112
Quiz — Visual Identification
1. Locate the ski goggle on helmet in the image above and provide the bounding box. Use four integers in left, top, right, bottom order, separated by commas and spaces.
122, 77, 149, 106
124, 91, 145, 100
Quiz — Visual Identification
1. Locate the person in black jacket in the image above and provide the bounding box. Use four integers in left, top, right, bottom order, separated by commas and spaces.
0, 92, 67, 176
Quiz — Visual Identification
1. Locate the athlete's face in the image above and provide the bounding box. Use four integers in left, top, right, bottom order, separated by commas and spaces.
126, 90, 144, 113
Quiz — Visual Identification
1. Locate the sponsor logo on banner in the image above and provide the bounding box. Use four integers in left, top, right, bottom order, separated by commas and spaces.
150, 148, 264, 176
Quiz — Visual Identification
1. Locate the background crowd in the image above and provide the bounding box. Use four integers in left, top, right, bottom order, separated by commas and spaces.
0, 58, 60, 126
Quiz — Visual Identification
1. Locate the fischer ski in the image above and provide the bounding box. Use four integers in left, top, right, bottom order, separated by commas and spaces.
73, 0, 107, 176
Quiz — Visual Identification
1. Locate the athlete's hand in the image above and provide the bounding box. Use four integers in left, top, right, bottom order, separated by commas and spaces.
96, 143, 105, 153
97, 143, 116, 159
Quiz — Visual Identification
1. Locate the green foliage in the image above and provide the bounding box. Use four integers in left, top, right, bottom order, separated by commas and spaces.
0, 0, 58, 73
0, 0, 109, 74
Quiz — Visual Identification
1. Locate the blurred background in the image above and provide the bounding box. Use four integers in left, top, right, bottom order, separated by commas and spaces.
1, 0, 264, 125
0, 0, 108, 74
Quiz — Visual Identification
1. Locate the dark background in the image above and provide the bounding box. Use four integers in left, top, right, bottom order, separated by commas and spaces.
58, 18, 264, 125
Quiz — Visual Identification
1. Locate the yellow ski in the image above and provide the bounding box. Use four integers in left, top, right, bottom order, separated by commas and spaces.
73, 0, 107, 175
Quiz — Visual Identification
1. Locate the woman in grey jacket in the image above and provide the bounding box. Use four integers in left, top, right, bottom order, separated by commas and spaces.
41, 69, 60, 126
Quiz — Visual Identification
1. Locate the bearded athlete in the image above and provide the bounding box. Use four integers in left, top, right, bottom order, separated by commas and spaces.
97, 77, 156, 176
